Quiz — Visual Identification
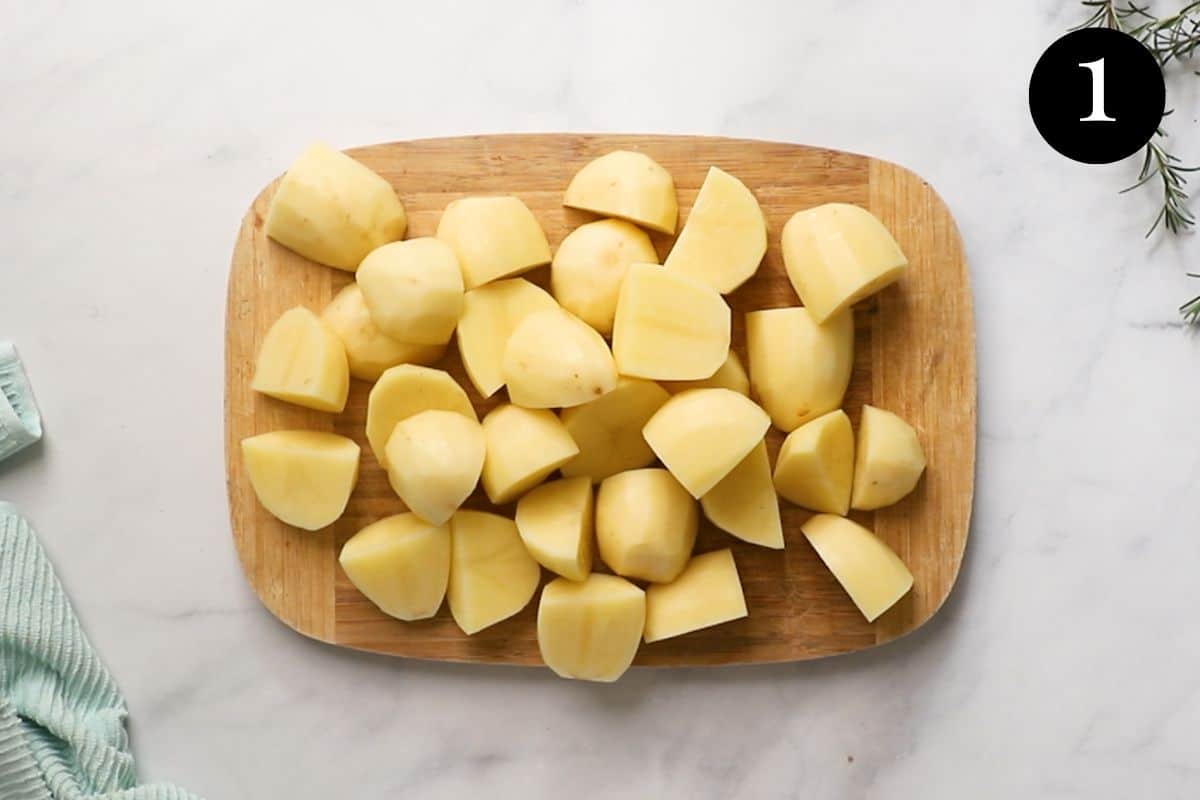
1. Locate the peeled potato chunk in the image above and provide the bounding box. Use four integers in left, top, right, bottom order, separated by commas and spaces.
782, 203, 908, 323
560, 377, 670, 483
516, 476, 594, 581
436, 196, 551, 290
746, 306, 854, 432
356, 238, 464, 345
365, 365, 477, 470
339, 513, 450, 621
457, 278, 559, 398
448, 511, 541, 635
502, 308, 618, 408
264, 142, 406, 271
643, 389, 770, 498
851, 405, 926, 510
774, 409, 854, 514
551, 219, 659, 335
700, 441, 783, 549
480, 405, 579, 504
321, 284, 445, 381
801, 514, 913, 622
663, 167, 766, 293
596, 468, 697, 583
661, 350, 749, 396
644, 549, 747, 643
538, 574, 645, 682
385, 410, 486, 525
611, 263, 730, 381
241, 431, 359, 531
252, 306, 349, 413
563, 150, 677, 234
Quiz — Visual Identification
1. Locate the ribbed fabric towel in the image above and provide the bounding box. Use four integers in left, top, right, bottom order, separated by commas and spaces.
0, 503, 200, 799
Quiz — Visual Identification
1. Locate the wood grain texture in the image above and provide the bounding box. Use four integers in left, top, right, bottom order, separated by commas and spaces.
225, 134, 975, 667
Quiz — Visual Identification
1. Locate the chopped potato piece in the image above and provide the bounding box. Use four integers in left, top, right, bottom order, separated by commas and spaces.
252, 306, 349, 413
448, 511, 542, 635
801, 514, 913, 622
339, 513, 450, 621
663, 167, 766, 293
661, 350, 749, 396
385, 410, 485, 525
241, 431, 359, 530
596, 468, 697, 583
480, 405, 579, 504
457, 278, 559, 398
321, 284, 444, 381
515, 477, 594, 581
560, 377, 670, 483
365, 365, 476, 470
436, 196, 551, 290
551, 219, 660, 335
774, 409, 854, 514
851, 405, 926, 510
563, 150, 677, 234
538, 574, 645, 682
502, 308, 618, 408
700, 441, 783, 549
356, 238, 464, 345
644, 549, 747, 643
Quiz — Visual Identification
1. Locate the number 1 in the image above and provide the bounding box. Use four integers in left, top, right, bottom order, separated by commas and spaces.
1079, 58, 1116, 122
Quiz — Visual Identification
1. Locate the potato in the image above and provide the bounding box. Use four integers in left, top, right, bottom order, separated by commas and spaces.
643, 549, 747, 643
241, 431, 359, 530
320, 284, 445, 381
436, 196, 551, 290
252, 306, 349, 413
774, 409, 854, 514
480, 405, 579, 504
448, 511, 541, 635
642, 389, 770, 498
457, 278, 559, 398
661, 350, 749, 396
562, 150, 677, 234
745, 306, 853, 432
538, 574, 645, 682
551, 219, 659, 335
560, 377, 670, 483
264, 142, 406, 271
515, 476, 593, 581
782, 203, 908, 323
663, 167, 766, 293
365, 365, 476, 470
384, 410, 485, 525
611, 263, 730, 381
338, 513, 449, 621
595, 468, 697, 583
851, 405, 926, 510
801, 514, 913, 622
501, 309, 618, 408
700, 441, 783, 549
356, 238, 464, 345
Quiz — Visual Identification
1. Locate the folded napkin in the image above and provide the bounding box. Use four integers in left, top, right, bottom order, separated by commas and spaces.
0, 344, 42, 464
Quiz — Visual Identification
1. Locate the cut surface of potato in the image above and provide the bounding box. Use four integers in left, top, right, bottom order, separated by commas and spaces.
457, 278, 559, 398
562, 150, 677, 234
538, 574, 645, 682
595, 468, 697, 583
611, 263, 730, 381
801, 514, 913, 622
642, 389, 770, 498
774, 409, 854, 514
782, 203, 908, 323
661, 350, 749, 396
851, 405, 926, 511
356, 238, 464, 345
448, 511, 541, 635
241, 431, 359, 531
252, 306, 349, 413
515, 477, 594, 581
264, 142, 406, 271
560, 377, 670, 483
501, 309, 618, 408
550, 218, 659, 335
746, 306, 854, 432
436, 196, 551, 290
365, 365, 477, 469
663, 167, 766, 293
385, 410, 486, 525
700, 441, 783, 549
480, 405, 579, 504
320, 284, 445, 381
644, 549, 747, 643
339, 513, 450, 621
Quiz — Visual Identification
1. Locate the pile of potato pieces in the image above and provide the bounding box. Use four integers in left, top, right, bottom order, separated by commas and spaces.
240, 142, 927, 682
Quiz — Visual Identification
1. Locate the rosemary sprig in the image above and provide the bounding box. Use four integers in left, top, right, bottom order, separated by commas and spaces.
1120, 121, 1200, 236
1181, 274, 1200, 322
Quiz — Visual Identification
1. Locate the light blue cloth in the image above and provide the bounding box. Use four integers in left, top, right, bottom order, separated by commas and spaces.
0, 344, 42, 464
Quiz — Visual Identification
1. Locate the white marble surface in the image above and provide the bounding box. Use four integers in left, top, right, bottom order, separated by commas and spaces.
3, 0, 1200, 797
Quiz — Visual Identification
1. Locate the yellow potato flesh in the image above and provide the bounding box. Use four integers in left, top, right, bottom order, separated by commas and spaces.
339, 513, 450, 621
700, 441, 783, 549
264, 142, 406, 271
801, 514, 913, 622
365, 365, 477, 470
661, 350, 749, 396
480, 405, 579, 504
241, 431, 359, 531
663, 166, 766, 293
562, 150, 678, 234
456, 278, 559, 398
501, 309, 618, 409
851, 405, 926, 510
515, 476, 594, 581
560, 377, 670, 483
251, 306, 349, 413
537, 574, 645, 682
385, 410, 485, 526
436, 196, 551, 290
595, 468, 697, 583
320, 284, 445, 381
644, 549, 747, 643
774, 409, 854, 515
356, 238, 464, 345
782, 203, 908, 323
551, 219, 660, 335
448, 510, 542, 635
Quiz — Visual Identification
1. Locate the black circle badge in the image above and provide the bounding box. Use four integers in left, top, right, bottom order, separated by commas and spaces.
1029, 28, 1165, 164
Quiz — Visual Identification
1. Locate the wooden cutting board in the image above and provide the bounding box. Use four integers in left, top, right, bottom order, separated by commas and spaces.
225, 134, 975, 666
